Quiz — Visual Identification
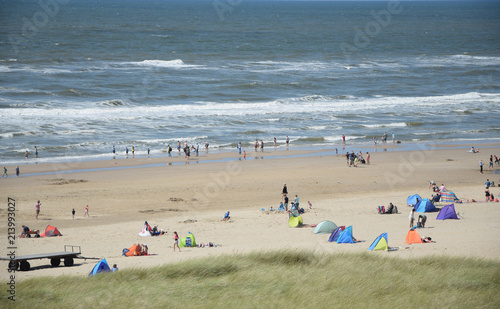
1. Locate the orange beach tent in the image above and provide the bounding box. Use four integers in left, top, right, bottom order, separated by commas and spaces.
405, 229, 423, 244
40, 225, 62, 237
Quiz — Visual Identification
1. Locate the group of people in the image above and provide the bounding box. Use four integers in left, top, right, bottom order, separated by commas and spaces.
2, 166, 20, 178
478, 154, 499, 174
345, 151, 370, 167
279, 183, 311, 214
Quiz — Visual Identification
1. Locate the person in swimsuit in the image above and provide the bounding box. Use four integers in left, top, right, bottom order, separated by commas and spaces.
173, 231, 180, 252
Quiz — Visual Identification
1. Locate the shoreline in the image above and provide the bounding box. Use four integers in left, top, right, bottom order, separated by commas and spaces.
4, 140, 500, 178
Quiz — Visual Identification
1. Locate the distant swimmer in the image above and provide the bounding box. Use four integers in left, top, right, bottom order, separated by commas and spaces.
25, 149, 29, 160
35, 146, 38, 158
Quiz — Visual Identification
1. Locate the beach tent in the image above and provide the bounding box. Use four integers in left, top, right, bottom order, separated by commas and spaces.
123, 244, 142, 256
337, 226, 355, 244
407, 194, 422, 206
368, 233, 388, 251
40, 225, 62, 237
440, 191, 458, 204
328, 226, 346, 242
89, 258, 111, 276
288, 216, 303, 228
314, 220, 338, 234
138, 224, 152, 237
414, 199, 437, 213
405, 229, 423, 244
179, 233, 196, 247
436, 204, 459, 220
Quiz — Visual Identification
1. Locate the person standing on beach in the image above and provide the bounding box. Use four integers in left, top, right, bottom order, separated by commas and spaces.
286, 136, 290, 148
282, 183, 288, 197
243, 151, 246, 160
84, 205, 89, 217
173, 231, 180, 252
112, 145, 116, 155
25, 149, 29, 160
72, 208, 75, 219
479, 160, 483, 174
132, 146, 135, 157
15, 166, 19, 177
167, 144, 172, 157
196, 143, 199, 156
2, 167, 7, 178
489, 155, 494, 169
184, 144, 190, 160
366, 152, 370, 165
237, 142, 242, 155
147, 148, 150, 158
409, 208, 415, 228
373, 137, 377, 145
485, 188, 490, 202
342, 134, 345, 145
273, 137, 277, 150
177, 141, 181, 154
260, 140, 264, 152
126, 147, 129, 157
392, 132, 395, 144
35, 200, 41, 220
284, 195, 289, 212
254, 139, 258, 152
35, 146, 38, 158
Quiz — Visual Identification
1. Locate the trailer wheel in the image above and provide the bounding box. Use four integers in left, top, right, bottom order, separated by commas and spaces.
20, 260, 30, 271
51, 258, 61, 267
9, 260, 19, 271
64, 257, 74, 267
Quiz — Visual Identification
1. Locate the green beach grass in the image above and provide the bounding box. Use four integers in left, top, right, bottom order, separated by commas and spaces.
4, 251, 500, 309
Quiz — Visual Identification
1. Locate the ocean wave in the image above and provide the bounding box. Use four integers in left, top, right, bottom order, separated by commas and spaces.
362, 122, 407, 129
129, 59, 203, 69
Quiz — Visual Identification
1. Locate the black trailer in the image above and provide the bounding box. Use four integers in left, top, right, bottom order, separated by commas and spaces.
1, 245, 84, 271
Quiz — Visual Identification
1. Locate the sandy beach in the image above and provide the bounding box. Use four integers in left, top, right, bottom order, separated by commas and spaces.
1, 144, 500, 281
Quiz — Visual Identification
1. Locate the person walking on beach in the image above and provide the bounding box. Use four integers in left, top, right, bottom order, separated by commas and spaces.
35, 146, 38, 158
392, 132, 395, 144
342, 134, 345, 145
479, 160, 483, 174
260, 140, 264, 152
132, 146, 135, 157
243, 151, 246, 160
72, 208, 75, 219
273, 137, 277, 150
173, 231, 180, 252
35, 200, 41, 220
25, 149, 29, 160
84, 205, 89, 217
237, 142, 242, 155
177, 141, 181, 154
2, 167, 7, 178
126, 147, 129, 157
167, 144, 172, 157
409, 208, 415, 228
366, 152, 370, 165
15, 166, 20, 177
147, 148, 150, 158
489, 155, 494, 169
254, 139, 258, 152
196, 143, 199, 156
286, 136, 290, 148
112, 145, 115, 155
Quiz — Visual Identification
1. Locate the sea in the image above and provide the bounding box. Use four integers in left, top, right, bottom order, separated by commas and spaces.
1, 0, 499, 165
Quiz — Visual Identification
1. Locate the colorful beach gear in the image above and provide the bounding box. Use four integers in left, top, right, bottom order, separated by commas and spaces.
436, 204, 459, 220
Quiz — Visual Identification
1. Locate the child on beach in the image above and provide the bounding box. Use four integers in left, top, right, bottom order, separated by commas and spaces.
409, 209, 415, 228
173, 232, 180, 252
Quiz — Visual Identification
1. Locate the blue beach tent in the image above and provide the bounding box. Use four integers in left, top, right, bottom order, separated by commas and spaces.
89, 258, 111, 277
368, 233, 388, 251
337, 226, 355, 244
414, 198, 437, 213
328, 226, 345, 242
407, 194, 422, 206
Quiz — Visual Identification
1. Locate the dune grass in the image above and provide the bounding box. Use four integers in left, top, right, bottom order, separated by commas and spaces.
4, 251, 500, 309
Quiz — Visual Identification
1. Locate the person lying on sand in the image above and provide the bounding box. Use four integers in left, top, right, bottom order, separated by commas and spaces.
421, 237, 435, 243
